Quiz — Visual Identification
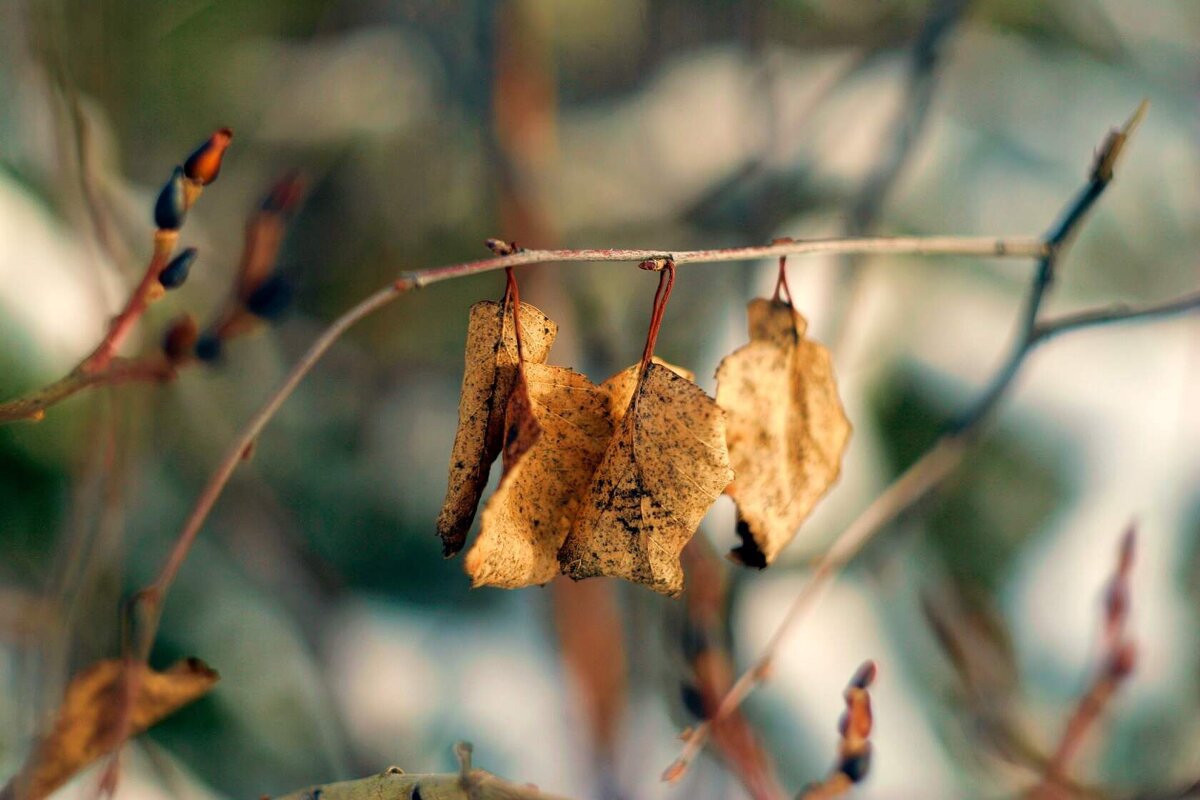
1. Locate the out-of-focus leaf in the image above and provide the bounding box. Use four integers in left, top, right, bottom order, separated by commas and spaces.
2, 658, 218, 800
871, 369, 1071, 591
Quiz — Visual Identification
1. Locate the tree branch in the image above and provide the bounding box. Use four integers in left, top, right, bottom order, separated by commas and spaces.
662, 101, 1170, 782
0, 128, 236, 425
0, 357, 175, 424
0, 235, 1044, 427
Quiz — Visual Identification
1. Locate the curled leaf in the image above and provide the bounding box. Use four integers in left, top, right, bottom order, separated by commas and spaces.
437, 300, 558, 556
715, 299, 850, 566
466, 363, 611, 588
559, 362, 732, 597
2, 658, 218, 800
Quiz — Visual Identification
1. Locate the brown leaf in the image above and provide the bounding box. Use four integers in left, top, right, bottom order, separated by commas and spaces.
559, 362, 732, 597
2, 658, 218, 800
466, 363, 612, 588
436, 300, 558, 556
715, 299, 850, 566
601, 357, 694, 425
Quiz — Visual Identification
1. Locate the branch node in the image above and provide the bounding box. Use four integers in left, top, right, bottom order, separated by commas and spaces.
485, 238, 522, 256
638, 256, 672, 272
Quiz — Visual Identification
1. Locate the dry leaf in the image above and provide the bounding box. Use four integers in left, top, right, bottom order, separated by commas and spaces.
466, 363, 611, 588
559, 362, 732, 597
601, 357, 694, 424
715, 299, 850, 566
2, 658, 218, 800
436, 300, 557, 556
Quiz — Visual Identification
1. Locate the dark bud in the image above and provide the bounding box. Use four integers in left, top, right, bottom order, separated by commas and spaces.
838, 746, 872, 783
195, 332, 223, 362
159, 247, 198, 289
245, 274, 293, 320
162, 315, 199, 363
850, 660, 877, 690
183, 128, 233, 186
154, 166, 188, 230
680, 684, 707, 720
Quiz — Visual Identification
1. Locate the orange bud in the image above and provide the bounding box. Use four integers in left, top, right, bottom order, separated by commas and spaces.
183, 128, 233, 186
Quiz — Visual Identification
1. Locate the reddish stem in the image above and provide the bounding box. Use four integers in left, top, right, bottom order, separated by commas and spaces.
639, 259, 676, 372
772, 254, 794, 305
505, 267, 525, 363
80, 231, 178, 374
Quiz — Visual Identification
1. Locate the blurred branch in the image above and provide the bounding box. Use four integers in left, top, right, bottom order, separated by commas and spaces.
0, 167, 304, 426
270, 743, 574, 800
673, 540, 784, 800
0, 356, 175, 424
1026, 527, 1138, 800
796, 662, 877, 800
828, 0, 971, 348
0, 129, 234, 424
1031, 291, 1200, 344
663, 101, 1184, 782
950, 100, 1148, 433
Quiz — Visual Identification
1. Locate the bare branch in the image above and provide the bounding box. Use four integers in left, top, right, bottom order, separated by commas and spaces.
663, 101, 1170, 781
1026, 527, 1138, 799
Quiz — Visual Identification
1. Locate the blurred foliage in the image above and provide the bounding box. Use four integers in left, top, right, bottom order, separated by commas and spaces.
870, 366, 1074, 593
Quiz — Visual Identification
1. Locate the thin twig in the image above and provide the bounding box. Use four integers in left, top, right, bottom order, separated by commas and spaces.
827, 0, 971, 348
797, 661, 877, 800
663, 101, 1161, 782
1027, 527, 1137, 799
0, 357, 175, 424
411, 236, 1045, 287
0, 235, 1046, 426
1032, 291, 1200, 344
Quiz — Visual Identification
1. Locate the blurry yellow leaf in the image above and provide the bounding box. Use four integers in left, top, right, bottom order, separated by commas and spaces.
2, 658, 218, 800
467, 364, 612, 588
436, 300, 557, 556
715, 299, 850, 566
560, 362, 732, 597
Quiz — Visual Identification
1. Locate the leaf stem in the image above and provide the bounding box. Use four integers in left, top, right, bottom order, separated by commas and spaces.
639, 260, 676, 372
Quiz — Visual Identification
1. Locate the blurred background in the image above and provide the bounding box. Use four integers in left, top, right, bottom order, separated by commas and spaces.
1, 1, 1198, 798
